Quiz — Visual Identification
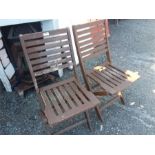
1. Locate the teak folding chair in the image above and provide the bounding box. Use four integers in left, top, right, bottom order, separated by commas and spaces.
72, 20, 140, 110
19, 28, 101, 134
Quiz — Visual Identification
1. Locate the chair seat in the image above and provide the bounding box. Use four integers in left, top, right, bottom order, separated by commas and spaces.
40, 77, 100, 125
87, 64, 140, 95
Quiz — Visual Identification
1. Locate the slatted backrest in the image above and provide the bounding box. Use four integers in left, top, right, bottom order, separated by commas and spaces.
19, 28, 76, 92
72, 20, 111, 63
72, 20, 112, 90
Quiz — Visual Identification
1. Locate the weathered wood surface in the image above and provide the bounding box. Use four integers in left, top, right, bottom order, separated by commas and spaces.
0, 61, 12, 92
0, 39, 3, 49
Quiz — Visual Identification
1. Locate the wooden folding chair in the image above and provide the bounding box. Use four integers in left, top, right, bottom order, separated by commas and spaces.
19, 28, 101, 134
72, 20, 140, 110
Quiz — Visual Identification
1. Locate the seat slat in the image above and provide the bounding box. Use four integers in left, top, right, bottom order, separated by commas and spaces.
102, 69, 123, 83
106, 66, 127, 80
63, 83, 82, 106
53, 87, 70, 112
58, 85, 77, 109
94, 70, 120, 86
107, 65, 127, 78
40, 91, 57, 118
74, 80, 99, 104
46, 89, 63, 115
87, 72, 116, 94
69, 82, 90, 105
92, 71, 116, 88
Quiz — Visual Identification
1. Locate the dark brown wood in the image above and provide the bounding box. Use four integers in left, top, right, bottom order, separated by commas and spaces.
19, 28, 101, 134
72, 20, 140, 112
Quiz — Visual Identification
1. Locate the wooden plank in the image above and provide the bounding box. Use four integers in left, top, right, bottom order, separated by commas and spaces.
77, 24, 105, 36
101, 69, 122, 83
94, 70, 120, 86
92, 71, 116, 87
22, 28, 67, 41
73, 20, 104, 30
40, 91, 58, 122
0, 61, 12, 92
107, 65, 127, 78
34, 63, 71, 77
58, 85, 77, 108
69, 82, 90, 105
25, 35, 68, 47
77, 31, 105, 42
87, 73, 116, 94
27, 40, 69, 54
74, 80, 100, 104
46, 89, 63, 115
1, 57, 10, 68
53, 87, 70, 112
29, 46, 70, 59
79, 37, 106, 47
106, 66, 126, 80
0, 31, 2, 38
4, 63, 15, 79
31, 51, 71, 65
33, 56, 72, 71
63, 83, 82, 106
0, 39, 3, 49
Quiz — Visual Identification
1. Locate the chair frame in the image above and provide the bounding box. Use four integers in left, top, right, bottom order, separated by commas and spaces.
72, 20, 139, 110
19, 28, 101, 134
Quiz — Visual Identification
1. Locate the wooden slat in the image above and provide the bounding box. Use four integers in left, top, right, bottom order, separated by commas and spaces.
92, 71, 116, 87
69, 82, 90, 105
79, 37, 106, 47
46, 89, 63, 115
101, 69, 123, 83
95, 70, 120, 86
58, 85, 77, 108
87, 73, 116, 94
31, 51, 71, 65
25, 35, 68, 47
22, 32, 43, 41
106, 66, 127, 79
40, 91, 57, 117
80, 43, 108, 55
22, 28, 67, 41
77, 31, 106, 42
53, 87, 70, 112
29, 46, 70, 59
33, 57, 72, 71
74, 80, 99, 104
27, 41, 69, 54
74, 20, 104, 30
34, 63, 72, 76
77, 24, 105, 36
63, 83, 82, 106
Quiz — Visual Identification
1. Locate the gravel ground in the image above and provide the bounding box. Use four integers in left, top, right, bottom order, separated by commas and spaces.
0, 19, 155, 135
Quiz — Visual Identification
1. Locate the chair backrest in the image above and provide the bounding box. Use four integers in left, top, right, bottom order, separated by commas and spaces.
72, 20, 112, 90
20, 28, 77, 92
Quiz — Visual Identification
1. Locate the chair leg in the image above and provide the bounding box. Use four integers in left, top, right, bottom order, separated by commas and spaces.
84, 111, 93, 131
95, 106, 103, 122
118, 92, 125, 105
